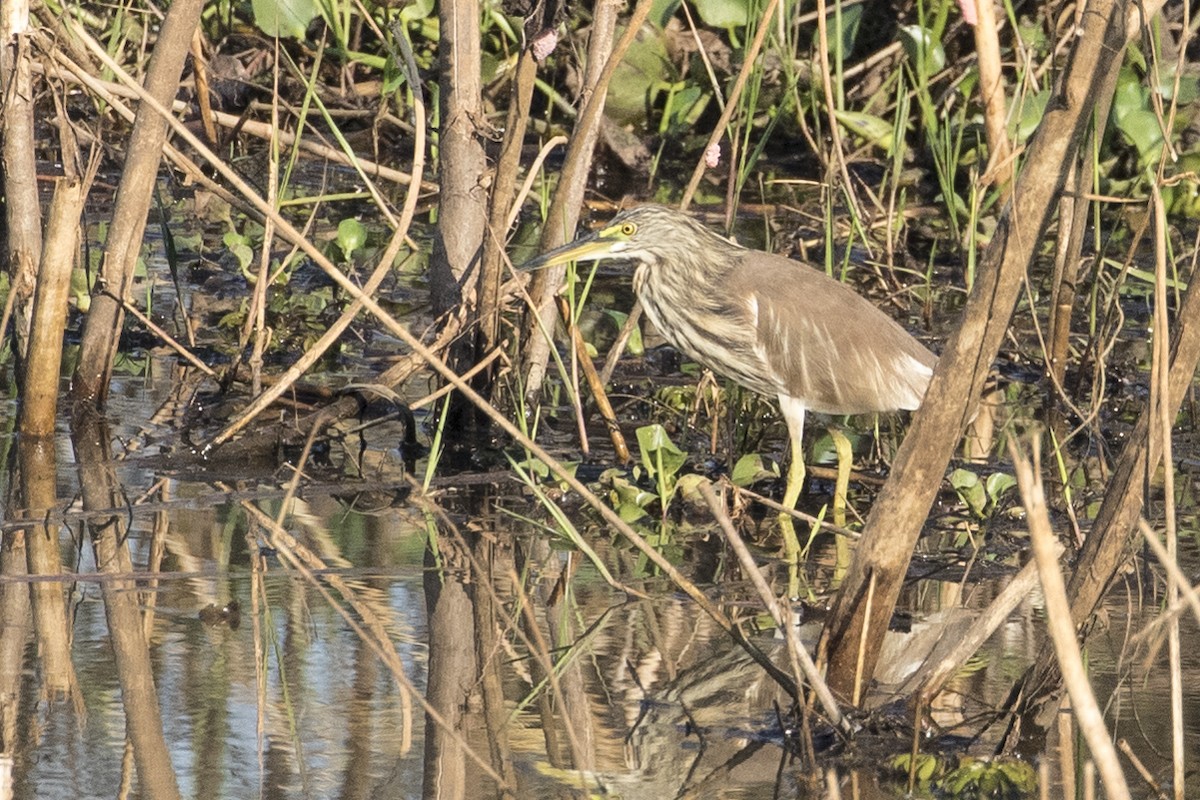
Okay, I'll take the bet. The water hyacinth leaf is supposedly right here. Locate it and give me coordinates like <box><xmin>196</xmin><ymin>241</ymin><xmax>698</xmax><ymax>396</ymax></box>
<box><xmin>651</xmin><ymin>0</ymin><xmax>682</xmax><ymax>28</ymax></box>
<box><xmin>603</xmin><ymin>310</ymin><xmax>644</xmax><ymax>355</ymax></box>
<box><xmin>731</xmin><ymin>453</ymin><xmax>779</xmax><ymax>486</ymax></box>
<box><xmin>399</xmin><ymin>0</ymin><xmax>434</xmax><ymax>23</ymax></box>
<box><xmin>251</xmin><ymin>0</ymin><xmax>318</xmax><ymax>39</ymax></box>
<box><xmin>605</xmin><ymin>27</ymin><xmax>672</xmax><ymax>126</ymax></box>
<box><xmin>898</xmin><ymin>24</ymin><xmax>945</xmax><ymax>74</ymax></box>
<box><xmin>223</xmin><ymin>231</ymin><xmax>254</xmax><ymax>273</ymax></box>
<box><xmin>692</xmin><ymin>0</ymin><xmax>750</xmax><ymax>28</ymax></box>
<box><xmin>984</xmin><ymin>472</ymin><xmax>1016</xmax><ymax>506</ymax></box>
<box><xmin>1010</xmin><ymin>90</ymin><xmax>1049</xmax><ymax>143</ymax></box>
<box><xmin>834</xmin><ymin>110</ymin><xmax>894</xmax><ymax>152</ymax></box>
<box><xmin>949</xmin><ymin>467</ymin><xmax>985</xmax><ymax>516</ymax></box>
<box><xmin>674</xmin><ymin>473</ymin><xmax>708</xmax><ymax>503</ymax></box>
<box><xmin>1112</xmin><ymin>67</ymin><xmax>1149</xmax><ymax>122</ymax></box>
<box><xmin>1165</xmin><ymin>154</ymin><xmax>1200</xmax><ymax>217</ymax></box>
<box><xmin>605</xmin><ymin>472</ymin><xmax>657</xmax><ymax>522</ymax></box>
<box><xmin>1116</xmin><ymin>109</ymin><xmax>1164</xmax><ymax>166</ymax></box>
<box><xmin>636</xmin><ymin>424</ymin><xmax>686</xmax><ymax>481</ymax></box>
<box><xmin>830</xmin><ymin>4</ymin><xmax>863</xmax><ymax>56</ymax></box>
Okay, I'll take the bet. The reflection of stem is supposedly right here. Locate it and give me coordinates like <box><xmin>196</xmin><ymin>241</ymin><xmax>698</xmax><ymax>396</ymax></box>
<box><xmin>0</xmin><ymin>532</ymin><xmax>31</xmax><ymax>752</ymax></box>
<box><xmin>700</xmin><ymin>482</ymin><xmax>848</xmax><ymax>735</ymax></box>
<box><xmin>242</xmin><ymin>503</ymin><xmax>435</xmax><ymax>762</ymax></box>
<box><xmin>73</xmin><ymin>412</ymin><xmax>182</xmax><ymax>800</ymax></box>
<box><xmin>21</xmin><ymin>438</ymin><xmax>80</xmax><ymax>701</ymax></box>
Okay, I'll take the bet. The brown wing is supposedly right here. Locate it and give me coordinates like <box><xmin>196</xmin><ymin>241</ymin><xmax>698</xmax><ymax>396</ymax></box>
<box><xmin>728</xmin><ymin>253</ymin><xmax>936</xmax><ymax>415</ymax></box>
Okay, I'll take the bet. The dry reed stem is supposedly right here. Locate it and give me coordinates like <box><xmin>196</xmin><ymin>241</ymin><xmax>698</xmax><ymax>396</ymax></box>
<box><xmin>973</xmin><ymin>0</ymin><xmax>1013</xmax><ymax>196</ymax></box>
<box><xmin>1010</xmin><ymin>435</ymin><xmax>1130</xmax><ymax>800</ymax></box>
<box><xmin>811</xmin><ymin>0</ymin><xmax>863</xmax><ymax>220</ymax></box>
<box><xmin>1117</xmin><ymin>737</ymin><xmax>1169</xmax><ymax>798</ymax></box>
<box><xmin>1150</xmin><ymin>177</ymin><xmax>1185</xmax><ymax>799</ymax></box>
<box><xmin>521</xmin><ymin>0</ymin><xmax>645</xmax><ymax>395</ymax></box>
<box><xmin>21</xmin><ymin>179</ymin><xmax>86</xmax><ymax>437</ymax></box>
<box><xmin>1135</xmin><ymin>520</ymin><xmax>1200</xmax><ymax>637</ymax></box>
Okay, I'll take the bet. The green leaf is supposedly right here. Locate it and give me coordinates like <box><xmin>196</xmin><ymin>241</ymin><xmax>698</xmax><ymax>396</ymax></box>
<box><xmin>692</xmin><ymin>0</ymin><xmax>750</xmax><ymax>28</ymax></box>
<box><xmin>834</xmin><ymin>110</ymin><xmax>893</xmax><ymax>152</ymax></box>
<box><xmin>1112</xmin><ymin>68</ymin><xmax>1149</xmax><ymax>123</ymax></box>
<box><xmin>730</xmin><ymin>453</ymin><xmax>779</xmax><ymax>486</ymax></box>
<box><xmin>605</xmin><ymin>27</ymin><xmax>672</xmax><ymax>126</ymax></box>
<box><xmin>1010</xmin><ymin>90</ymin><xmax>1049</xmax><ymax>143</ymax></box>
<box><xmin>985</xmin><ymin>472</ymin><xmax>1016</xmax><ymax>505</ymax></box>
<box><xmin>674</xmin><ymin>473</ymin><xmax>708</xmax><ymax>503</ymax></box>
<box><xmin>898</xmin><ymin>24</ymin><xmax>945</xmax><ymax>74</ymax></box>
<box><xmin>251</xmin><ymin>0</ymin><xmax>318</xmax><ymax>39</ymax></box>
<box><xmin>603</xmin><ymin>310</ymin><xmax>644</xmax><ymax>355</ymax></box>
<box><xmin>1116</xmin><ymin>108</ymin><xmax>1164</xmax><ymax>164</ymax></box>
<box><xmin>399</xmin><ymin>0</ymin><xmax>434</xmax><ymax>23</ymax></box>
<box><xmin>336</xmin><ymin>218</ymin><xmax>368</xmax><ymax>260</ymax></box>
<box><xmin>636</xmin><ymin>424</ymin><xmax>686</xmax><ymax>480</ymax></box>
<box><xmin>949</xmin><ymin>467</ymin><xmax>985</xmax><ymax>516</ymax></box>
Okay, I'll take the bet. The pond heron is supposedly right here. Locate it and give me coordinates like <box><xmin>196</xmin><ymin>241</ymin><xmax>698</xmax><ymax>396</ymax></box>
<box><xmin>526</xmin><ymin>204</ymin><xmax>936</xmax><ymax>509</ymax></box>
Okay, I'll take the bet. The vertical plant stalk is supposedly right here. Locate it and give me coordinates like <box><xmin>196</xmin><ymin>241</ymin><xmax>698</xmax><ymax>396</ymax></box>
<box><xmin>1045</xmin><ymin>69</ymin><xmax>1118</xmax><ymax>469</ymax></box>
<box><xmin>1009</xmin><ymin>437</ymin><xmax>1131</xmax><ymax>800</ymax></box>
<box><xmin>246</xmin><ymin>46</ymin><xmax>283</xmax><ymax>397</ymax></box>
<box><xmin>188</xmin><ymin>28</ymin><xmax>218</xmax><ymax>145</ymax></box>
<box><xmin>19</xmin><ymin>178</ymin><xmax>83</xmax><ymax>438</ymax></box>
<box><xmin>480</xmin><ymin>48</ymin><xmax>538</xmax><ymax>355</ymax></box>
<box><xmin>1150</xmin><ymin>181</ymin><xmax>1184</xmax><ymax>800</ymax></box>
<box><xmin>810</xmin><ymin>0</ymin><xmax>862</xmax><ymax>216</ymax></box>
<box><xmin>429</xmin><ymin>0</ymin><xmax>488</xmax><ymax>318</ymax></box>
<box><xmin>521</xmin><ymin>0</ymin><xmax>639</xmax><ymax>398</ymax></box>
<box><xmin>818</xmin><ymin>0</ymin><xmax>1137</xmax><ymax>702</ymax></box>
<box><xmin>69</xmin><ymin>0</ymin><xmax>206</xmax><ymax>409</ymax></box>
<box><xmin>972</xmin><ymin>0</ymin><xmax>1013</xmax><ymax>196</ymax></box>
<box><xmin>0</xmin><ymin>0</ymin><xmax>42</xmax><ymax>363</ymax></box>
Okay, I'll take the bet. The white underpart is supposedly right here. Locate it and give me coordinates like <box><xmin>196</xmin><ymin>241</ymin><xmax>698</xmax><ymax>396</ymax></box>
<box><xmin>778</xmin><ymin>394</ymin><xmax>808</xmax><ymax>457</ymax></box>
<box><xmin>897</xmin><ymin>353</ymin><xmax>934</xmax><ymax>409</ymax></box>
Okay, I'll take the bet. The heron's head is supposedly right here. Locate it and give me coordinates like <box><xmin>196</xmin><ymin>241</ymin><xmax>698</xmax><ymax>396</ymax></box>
<box><xmin>522</xmin><ymin>205</ymin><xmax>732</xmax><ymax>271</ymax></box>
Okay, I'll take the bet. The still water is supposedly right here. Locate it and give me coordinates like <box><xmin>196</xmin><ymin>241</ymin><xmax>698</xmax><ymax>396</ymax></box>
<box><xmin>3</xmin><ymin>288</ymin><xmax>1200</xmax><ymax>800</ymax></box>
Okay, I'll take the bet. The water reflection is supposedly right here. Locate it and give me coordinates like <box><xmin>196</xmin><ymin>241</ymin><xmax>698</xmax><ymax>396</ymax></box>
<box><xmin>0</xmin><ymin>393</ymin><xmax>1196</xmax><ymax>799</ymax></box>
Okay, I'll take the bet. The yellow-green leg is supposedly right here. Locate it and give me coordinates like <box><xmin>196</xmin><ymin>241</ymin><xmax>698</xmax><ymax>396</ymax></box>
<box><xmin>778</xmin><ymin>398</ymin><xmax>807</xmax><ymax>597</ymax></box>
<box><xmin>779</xmin><ymin>397</ymin><xmax>808</xmax><ymax>510</ymax></box>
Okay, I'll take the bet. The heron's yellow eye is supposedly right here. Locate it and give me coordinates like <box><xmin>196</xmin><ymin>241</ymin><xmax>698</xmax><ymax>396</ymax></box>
<box><xmin>620</xmin><ymin>222</ymin><xmax>636</xmax><ymax>236</ymax></box>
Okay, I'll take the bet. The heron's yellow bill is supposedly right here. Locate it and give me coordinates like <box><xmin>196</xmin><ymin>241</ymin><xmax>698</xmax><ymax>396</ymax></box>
<box><xmin>522</xmin><ymin>227</ymin><xmax>628</xmax><ymax>270</ymax></box>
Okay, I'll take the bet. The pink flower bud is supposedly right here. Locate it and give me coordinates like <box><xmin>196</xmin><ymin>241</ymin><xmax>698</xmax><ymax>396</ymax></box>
<box><xmin>704</xmin><ymin>142</ymin><xmax>721</xmax><ymax>168</ymax></box>
<box><xmin>958</xmin><ymin>0</ymin><xmax>977</xmax><ymax>26</ymax></box>
<box><xmin>531</xmin><ymin>30</ymin><xmax>558</xmax><ymax>64</ymax></box>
